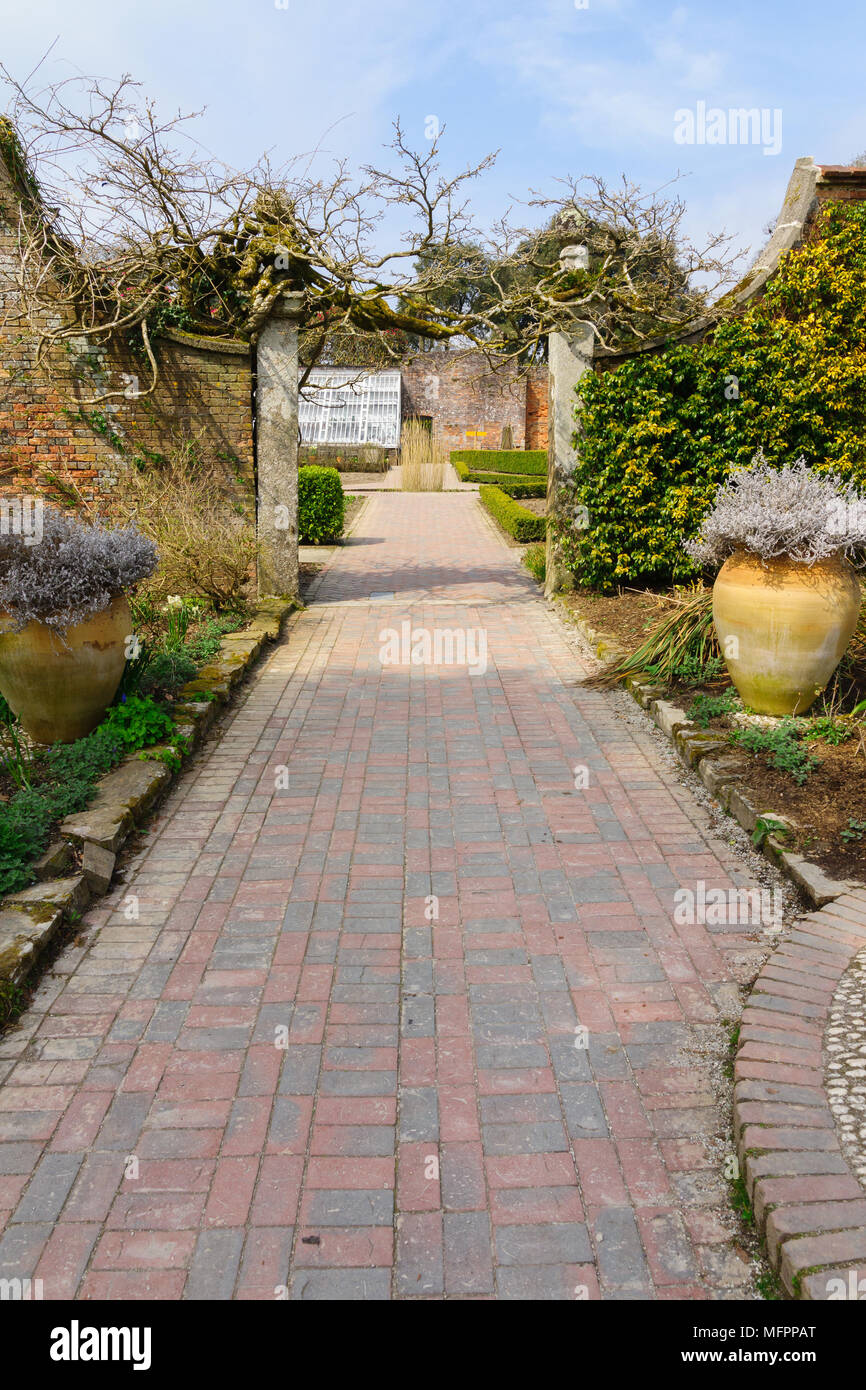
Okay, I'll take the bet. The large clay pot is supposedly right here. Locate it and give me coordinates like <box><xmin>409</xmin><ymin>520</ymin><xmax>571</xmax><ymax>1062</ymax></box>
<box><xmin>713</xmin><ymin>549</ymin><xmax>862</xmax><ymax>716</ymax></box>
<box><xmin>0</xmin><ymin>594</ymin><xmax>131</xmax><ymax>743</ymax></box>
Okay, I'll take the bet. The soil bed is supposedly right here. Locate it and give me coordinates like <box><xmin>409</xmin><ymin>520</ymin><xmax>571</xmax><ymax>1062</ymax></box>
<box><xmin>562</xmin><ymin>586</ymin><xmax>680</xmax><ymax>650</ymax></box>
<box><xmin>703</xmin><ymin>717</ymin><xmax>866</xmax><ymax>880</ymax></box>
<box><xmin>561</xmin><ymin>581</ymin><xmax>866</xmax><ymax>882</ymax></box>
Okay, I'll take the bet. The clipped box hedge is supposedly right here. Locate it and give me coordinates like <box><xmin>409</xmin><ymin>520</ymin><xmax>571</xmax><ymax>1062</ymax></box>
<box><xmin>478</xmin><ymin>484</ymin><xmax>546</xmax><ymax>542</ymax></box>
<box><xmin>499</xmin><ymin>481</ymin><xmax>546</xmax><ymax>500</ymax></box>
<box><xmin>298</xmin><ymin>465</ymin><xmax>345</xmax><ymax>543</ymax></box>
<box><xmin>451</xmin><ymin>449</ymin><xmax>546</xmax><ymax>476</ymax></box>
<box><xmin>451</xmin><ymin>458</ymin><xmax>546</xmax><ymax>494</ymax></box>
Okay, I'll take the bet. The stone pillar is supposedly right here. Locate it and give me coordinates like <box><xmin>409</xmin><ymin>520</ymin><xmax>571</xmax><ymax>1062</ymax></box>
<box><xmin>544</xmin><ymin>246</ymin><xmax>594</xmax><ymax>600</ymax></box>
<box><xmin>255</xmin><ymin>289</ymin><xmax>304</xmax><ymax>597</ymax></box>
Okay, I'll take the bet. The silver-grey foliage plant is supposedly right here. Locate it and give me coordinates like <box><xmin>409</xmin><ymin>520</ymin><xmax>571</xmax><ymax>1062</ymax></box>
<box><xmin>0</xmin><ymin>507</ymin><xmax>158</xmax><ymax>631</ymax></box>
<box><xmin>684</xmin><ymin>452</ymin><xmax>866</xmax><ymax>568</ymax></box>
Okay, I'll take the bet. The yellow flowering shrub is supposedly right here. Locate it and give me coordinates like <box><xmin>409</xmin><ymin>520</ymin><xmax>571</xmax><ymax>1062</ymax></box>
<box><xmin>560</xmin><ymin>202</ymin><xmax>866</xmax><ymax>590</ymax></box>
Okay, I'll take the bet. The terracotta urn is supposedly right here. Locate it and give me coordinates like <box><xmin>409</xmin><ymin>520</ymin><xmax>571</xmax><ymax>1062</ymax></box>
<box><xmin>0</xmin><ymin>593</ymin><xmax>131</xmax><ymax>744</ymax></box>
<box><xmin>712</xmin><ymin>549</ymin><xmax>862</xmax><ymax>716</ymax></box>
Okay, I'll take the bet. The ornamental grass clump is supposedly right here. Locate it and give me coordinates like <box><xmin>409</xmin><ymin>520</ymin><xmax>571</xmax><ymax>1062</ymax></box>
<box><xmin>0</xmin><ymin>507</ymin><xmax>157</xmax><ymax>632</ymax></box>
<box><xmin>684</xmin><ymin>453</ymin><xmax>866</xmax><ymax>569</ymax></box>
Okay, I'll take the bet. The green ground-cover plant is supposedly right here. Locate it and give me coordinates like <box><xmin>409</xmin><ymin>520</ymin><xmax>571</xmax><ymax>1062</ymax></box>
<box><xmin>0</xmin><ymin>695</ymin><xmax>177</xmax><ymax>896</ymax></box>
<box><xmin>558</xmin><ymin>201</ymin><xmax>866</xmax><ymax>590</ymax></box>
<box><xmin>298</xmin><ymin>466</ymin><xmax>345</xmax><ymax>542</ymax></box>
<box><xmin>730</xmin><ymin>719</ymin><xmax>819</xmax><ymax>786</ymax></box>
<box><xmin>803</xmin><ymin>717</ymin><xmax>853</xmax><ymax>746</ymax></box>
<box><xmin>687</xmin><ymin>689</ymin><xmax>737</xmax><ymax>727</ymax></box>
<box><xmin>122</xmin><ymin>596</ymin><xmax>245</xmax><ymax>699</ymax></box>
<box><xmin>752</xmin><ymin>814</ymin><xmax>792</xmax><ymax>849</ymax></box>
<box><xmin>0</xmin><ymin>589</ymin><xmax>250</xmax><ymax>895</ymax></box>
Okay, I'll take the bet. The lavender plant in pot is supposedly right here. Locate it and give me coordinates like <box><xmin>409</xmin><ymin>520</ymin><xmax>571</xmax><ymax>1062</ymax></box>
<box><xmin>685</xmin><ymin>455</ymin><xmax>866</xmax><ymax>716</ymax></box>
<box><xmin>0</xmin><ymin>506</ymin><xmax>157</xmax><ymax>743</ymax></box>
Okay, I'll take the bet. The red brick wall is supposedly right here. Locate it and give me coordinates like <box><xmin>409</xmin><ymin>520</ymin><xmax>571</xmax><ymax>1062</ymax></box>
<box><xmin>0</xmin><ymin>155</ymin><xmax>253</xmax><ymax>509</ymax></box>
<box><xmin>815</xmin><ymin>167</ymin><xmax>866</xmax><ymax>206</ymax></box>
<box><xmin>401</xmin><ymin>351</ymin><xmax>548</xmax><ymax>454</ymax></box>
<box><xmin>525</xmin><ymin>368</ymin><xmax>549</xmax><ymax>450</ymax></box>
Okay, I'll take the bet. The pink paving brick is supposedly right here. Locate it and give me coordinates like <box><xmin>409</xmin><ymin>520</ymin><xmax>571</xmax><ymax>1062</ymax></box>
<box><xmin>0</xmin><ymin>491</ymin><xmax>815</xmax><ymax>1303</ymax></box>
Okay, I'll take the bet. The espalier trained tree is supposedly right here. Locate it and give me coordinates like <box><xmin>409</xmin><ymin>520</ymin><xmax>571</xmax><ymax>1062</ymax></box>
<box><xmin>0</xmin><ymin>67</ymin><xmax>742</xmax><ymax>401</ymax></box>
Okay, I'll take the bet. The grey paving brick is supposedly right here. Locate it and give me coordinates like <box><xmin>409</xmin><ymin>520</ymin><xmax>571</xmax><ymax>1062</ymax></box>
<box><xmin>290</xmin><ymin>1268</ymin><xmax>392</xmax><ymax>1300</ymax></box>
<box><xmin>11</xmin><ymin>1151</ymin><xmax>83</xmax><ymax>1224</ymax></box>
<box><xmin>482</xmin><ymin>1122</ymin><xmax>569</xmax><ymax>1155</ymax></box>
<box><xmin>303</xmin><ymin>1190</ymin><xmax>393</xmax><ymax>1226</ymax></box>
<box><xmin>593</xmin><ymin>1207</ymin><xmax>652</xmax><ymax>1290</ymax></box>
<box><xmin>495</xmin><ymin>1222</ymin><xmax>592</xmax><ymax>1266</ymax></box>
<box><xmin>185</xmin><ymin>1229</ymin><xmax>245</xmax><ymax>1300</ymax></box>
<box><xmin>318</xmin><ymin>1070</ymin><xmax>398</xmax><ymax>1097</ymax></box>
<box><xmin>395</xmin><ymin>1212</ymin><xmax>443</xmax><ymax>1295</ymax></box>
<box><xmin>443</xmin><ymin>1211</ymin><xmax>494</xmax><ymax>1295</ymax></box>
<box><xmin>97</xmin><ymin>1094</ymin><xmax>152</xmax><ymax>1150</ymax></box>
<box><xmin>561</xmin><ymin>1083</ymin><xmax>609</xmax><ymax>1138</ymax></box>
<box><xmin>399</xmin><ymin>1087</ymin><xmax>439</xmax><ymax>1142</ymax></box>
<box><xmin>0</xmin><ymin>1222</ymin><xmax>52</xmax><ymax>1278</ymax></box>
<box><xmin>278</xmin><ymin>1046</ymin><xmax>322</xmax><ymax>1095</ymax></box>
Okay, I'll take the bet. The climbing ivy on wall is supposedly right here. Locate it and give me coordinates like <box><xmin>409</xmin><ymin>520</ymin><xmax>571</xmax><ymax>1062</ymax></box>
<box><xmin>559</xmin><ymin>201</ymin><xmax>866</xmax><ymax>591</ymax></box>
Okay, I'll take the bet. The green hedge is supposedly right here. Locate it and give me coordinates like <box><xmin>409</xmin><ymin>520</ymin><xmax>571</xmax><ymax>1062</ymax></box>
<box><xmin>559</xmin><ymin>200</ymin><xmax>866</xmax><ymax>591</ymax></box>
<box><xmin>451</xmin><ymin>449</ymin><xmax>546</xmax><ymax>476</ymax></box>
<box><xmin>479</xmin><ymin>484</ymin><xmax>546</xmax><ymax>542</ymax></box>
<box><xmin>451</xmin><ymin>457</ymin><xmax>545</xmax><ymax>494</ymax></box>
<box><xmin>298</xmin><ymin>465</ymin><xmax>345</xmax><ymax>543</ymax></box>
<box><xmin>497</xmin><ymin>481</ymin><xmax>546</xmax><ymax>499</ymax></box>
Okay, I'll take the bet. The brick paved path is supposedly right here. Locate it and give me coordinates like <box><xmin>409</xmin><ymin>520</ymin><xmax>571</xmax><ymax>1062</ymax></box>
<box><xmin>0</xmin><ymin>493</ymin><xmax>767</xmax><ymax>1300</ymax></box>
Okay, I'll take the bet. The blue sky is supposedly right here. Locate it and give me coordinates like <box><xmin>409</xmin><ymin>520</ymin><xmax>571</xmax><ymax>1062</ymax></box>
<box><xmin>2</xmin><ymin>0</ymin><xmax>865</xmax><ymax>272</ymax></box>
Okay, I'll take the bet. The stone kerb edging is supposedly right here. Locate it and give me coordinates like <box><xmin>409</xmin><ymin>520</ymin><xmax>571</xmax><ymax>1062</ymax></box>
<box><xmin>0</xmin><ymin>596</ymin><xmax>299</xmax><ymax>996</ymax></box>
<box><xmin>553</xmin><ymin>594</ymin><xmax>866</xmax><ymax>1298</ymax></box>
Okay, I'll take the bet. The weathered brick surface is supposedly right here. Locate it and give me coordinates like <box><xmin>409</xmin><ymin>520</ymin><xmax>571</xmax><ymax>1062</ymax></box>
<box><xmin>0</xmin><ymin>154</ymin><xmax>253</xmax><ymax>507</ymax></box>
<box><xmin>401</xmin><ymin>352</ymin><xmax>548</xmax><ymax>454</ymax></box>
<box><xmin>0</xmin><ymin>492</ymin><xmax>826</xmax><ymax>1299</ymax></box>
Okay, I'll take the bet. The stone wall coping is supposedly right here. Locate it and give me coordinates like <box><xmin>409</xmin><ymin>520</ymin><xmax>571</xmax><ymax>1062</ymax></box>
<box><xmin>158</xmin><ymin>326</ymin><xmax>251</xmax><ymax>355</ymax></box>
<box><xmin>594</xmin><ymin>156</ymin><xmax>822</xmax><ymax>365</ymax></box>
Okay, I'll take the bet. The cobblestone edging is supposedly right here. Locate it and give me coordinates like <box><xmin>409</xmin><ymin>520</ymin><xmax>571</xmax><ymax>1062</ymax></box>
<box><xmin>553</xmin><ymin>593</ymin><xmax>866</xmax><ymax>1299</ymax></box>
<box><xmin>734</xmin><ymin>890</ymin><xmax>866</xmax><ymax>1300</ymax></box>
<box><xmin>0</xmin><ymin>597</ymin><xmax>299</xmax><ymax>996</ymax></box>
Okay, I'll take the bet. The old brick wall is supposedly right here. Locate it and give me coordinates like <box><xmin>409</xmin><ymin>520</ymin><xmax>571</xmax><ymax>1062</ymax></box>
<box><xmin>0</xmin><ymin>153</ymin><xmax>253</xmax><ymax>509</ymax></box>
<box><xmin>401</xmin><ymin>351</ymin><xmax>548</xmax><ymax>453</ymax></box>
<box><xmin>814</xmin><ymin>167</ymin><xmax>866</xmax><ymax>207</ymax></box>
<box><xmin>525</xmin><ymin>367</ymin><xmax>549</xmax><ymax>451</ymax></box>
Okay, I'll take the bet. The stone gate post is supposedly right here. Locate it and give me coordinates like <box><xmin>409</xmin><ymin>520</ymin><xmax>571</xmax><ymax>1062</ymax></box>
<box><xmin>255</xmin><ymin>289</ymin><xmax>305</xmax><ymax>597</ymax></box>
<box><xmin>544</xmin><ymin>245</ymin><xmax>594</xmax><ymax>599</ymax></box>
